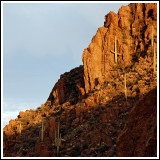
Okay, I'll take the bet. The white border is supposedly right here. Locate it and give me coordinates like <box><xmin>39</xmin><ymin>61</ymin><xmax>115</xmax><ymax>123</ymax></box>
<box><xmin>1</xmin><ymin>1</ymin><xmax>159</xmax><ymax>159</ymax></box>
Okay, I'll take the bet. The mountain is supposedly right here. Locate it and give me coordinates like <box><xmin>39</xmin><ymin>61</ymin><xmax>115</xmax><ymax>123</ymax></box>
<box><xmin>3</xmin><ymin>3</ymin><xmax>157</xmax><ymax>157</ymax></box>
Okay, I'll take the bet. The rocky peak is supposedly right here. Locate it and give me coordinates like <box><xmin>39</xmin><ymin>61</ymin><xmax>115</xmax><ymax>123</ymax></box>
<box><xmin>82</xmin><ymin>3</ymin><xmax>157</xmax><ymax>93</ymax></box>
<box><xmin>46</xmin><ymin>65</ymin><xmax>85</xmax><ymax>106</ymax></box>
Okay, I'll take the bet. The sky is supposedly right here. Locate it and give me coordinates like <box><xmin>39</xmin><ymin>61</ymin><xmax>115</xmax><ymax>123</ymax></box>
<box><xmin>2</xmin><ymin>2</ymin><xmax>130</xmax><ymax>127</ymax></box>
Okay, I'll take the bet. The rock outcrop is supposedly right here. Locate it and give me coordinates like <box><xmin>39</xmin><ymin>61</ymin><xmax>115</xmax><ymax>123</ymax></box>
<box><xmin>82</xmin><ymin>3</ymin><xmax>157</xmax><ymax>93</ymax></box>
<box><xmin>117</xmin><ymin>88</ymin><xmax>157</xmax><ymax>157</ymax></box>
<box><xmin>46</xmin><ymin>65</ymin><xmax>85</xmax><ymax>105</ymax></box>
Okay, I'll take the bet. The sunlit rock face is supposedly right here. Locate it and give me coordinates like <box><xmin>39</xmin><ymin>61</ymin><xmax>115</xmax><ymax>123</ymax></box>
<box><xmin>82</xmin><ymin>3</ymin><xmax>157</xmax><ymax>93</ymax></box>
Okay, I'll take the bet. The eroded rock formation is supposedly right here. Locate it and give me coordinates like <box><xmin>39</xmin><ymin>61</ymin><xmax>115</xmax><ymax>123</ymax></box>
<box><xmin>46</xmin><ymin>65</ymin><xmax>85</xmax><ymax>105</ymax></box>
<box><xmin>82</xmin><ymin>3</ymin><xmax>157</xmax><ymax>93</ymax></box>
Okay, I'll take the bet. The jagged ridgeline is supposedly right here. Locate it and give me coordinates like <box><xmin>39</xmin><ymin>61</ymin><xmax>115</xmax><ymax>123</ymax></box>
<box><xmin>3</xmin><ymin>3</ymin><xmax>157</xmax><ymax>157</ymax></box>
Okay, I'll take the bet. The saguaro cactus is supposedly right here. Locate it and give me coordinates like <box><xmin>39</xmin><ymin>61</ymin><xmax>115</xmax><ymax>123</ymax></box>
<box><xmin>110</xmin><ymin>36</ymin><xmax>120</xmax><ymax>63</ymax></box>
<box><xmin>154</xmin><ymin>44</ymin><xmax>156</xmax><ymax>72</ymax></box>
<box><xmin>55</xmin><ymin>122</ymin><xmax>61</xmax><ymax>155</ymax></box>
<box><xmin>124</xmin><ymin>73</ymin><xmax>127</xmax><ymax>101</ymax></box>
<box><xmin>152</xmin><ymin>25</ymin><xmax>154</xmax><ymax>48</ymax></box>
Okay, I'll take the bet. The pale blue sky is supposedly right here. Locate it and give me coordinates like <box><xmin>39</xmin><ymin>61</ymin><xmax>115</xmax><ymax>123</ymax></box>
<box><xmin>2</xmin><ymin>2</ymin><xmax>129</xmax><ymax>126</ymax></box>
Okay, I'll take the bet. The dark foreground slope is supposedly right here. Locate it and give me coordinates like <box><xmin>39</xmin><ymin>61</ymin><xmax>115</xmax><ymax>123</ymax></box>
<box><xmin>117</xmin><ymin>88</ymin><xmax>157</xmax><ymax>157</ymax></box>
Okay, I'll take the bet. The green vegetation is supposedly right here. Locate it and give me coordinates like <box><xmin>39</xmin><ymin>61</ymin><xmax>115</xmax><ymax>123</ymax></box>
<box><xmin>105</xmin><ymin>103</ymin><xmax>113</xmax><ymax>108</ymax></box>
<box><xmin>55</xmin><ymin>122</ymin><xmax>61</xmax><ymax>156</ymax></box>
<box><xmin>122</xmin><ymin>25</ymin><xmax>127</xmax><ymax>31</ymax></box>
<box><xmin>154</xmin><ymin>44</ymin><xmax>156</xmax><ymax>72</ymax></box>
<box><xmin>47</xmin><ymin>100</ymin><xmax>51</xmax><ymax>107</ymax></box>
<box><xmin>98</xmin><ymin>144</ymin><xmax>110</xmax><ymax>153</ymax></box>
<box><xmin>87</xmin><ymin>118</ymin><xmax>98</xmax><ymax>125</ymax></box>
<box><xmin>14</xmin><ymin>145</ymin><xmax>21</xmax><ymax>152</ymax></box>
<box><xmin>59</xmin><ymin>127</ymin><xmax>66</xmax><ymax>137</ymax></box>
<box><xmin>110</xmin><ymin>36</ymin><xmax>121</xmax><ymax>63</ymax></box>
<box><xmin>113</xmin><ymin>64</ymin><xmax>125</xmax><ymax>71</ymax></box>
<box><xmin>82</xmin><ymin>143</ymin><xmax>88</xmax><ymax>150</ymax></box>
<box><xmin>109</xmin><ymin>148</ymin><xmax>117</xmax><ymax>157</ymax></box>
<box><xmin>152</xmin><ymin>25</ymin><xmax>154</xmax><ymax>47</ymax></box>
<box><xmin>29</xmin><ymin>139</ymin><xmax>36</xmax><ymax>147</ymax></box>
<box><xmin>131</xmin><ymin>49</ymin><xmax>142</xmax><ymax>62</ymax></box>
<box><xmin>21</xmin><ymin>150</ymin><xmax>27</xmax><ymax>156</ymax></box>
<box><xmin>70</xmin><ymin>145</ymin><xmax>81</xmax><ymax>156</ymax></box>
<box><xmin>73</xmin><ymin>127</ymin><xmax>82</xmax><ymax>135</ymax></box>
<box><xmin>122</xmin><ymin>39</ymin><xmax>128</xmax><ymax>45</ymax></box>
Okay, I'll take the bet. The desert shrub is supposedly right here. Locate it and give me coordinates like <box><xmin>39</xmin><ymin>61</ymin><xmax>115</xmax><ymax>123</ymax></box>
<box><xmin>112</xmin><ymin>138</ymin><xmax>116</xmax><ymax>144</ymax></box>
<box><xmin>70</xmin><ymin>109</ymin><xmax>75</xmax><ymax>116</ymax></box>
<box><xmin>14</xmin><ymin>145</ymin><xmax>21</xmax><ymax>152</ymax></box>
<box><xmin>82</xmin><ymin>143</ymin><xmax>88</xmax><ymax>150</ymax></box>
<box><xmin>122</xmin><ymin>39</ymin><xmax>128</xmax><ymax>45</ymax></box>
<box><xmin>22</xmin><ymin>143</ymin><xmax>28</xmax><ymax>149</ymax></box>
<box><xmin>70</xmin><ymin>150</ymin><xmax>80</xmax><ymax>157</ymax></box>
<box><xmin>37</xmin><ymin>106</ymin><xmax>41</xmax><ymax>110</ymax></box>
<box><xmin>105</xmin><ymin>103</ymin><xmax>113</xmax><ymax>108</ymax></box>
<box><xmin>48</xmin><ymin>145</ymin><xmax>56</xmax><ymax>151</ymax></box>
<box><xmin>109</xmin><ymin>148</ymin><xmax>117</xmax><ymax>157</ymax></box>
<box><xmin>73</xmin><ymin>127</ymin><xmax>82</xmax><ymax>135</ymax></box>
<box><xmin>70</xmin><ymin>145</ymin><xmax>81</xmax><ymax>156</ymax></box>
<box><xmin>21</xmin><ymin>150</ymin><xmax>27</xmax><ymax>156</ymax></box>
<box><xmin>120</xmin><ymin>122</ymin><xmax>125</xmax><ymax>130</ymax></box>
<box><xmin>113</xmin><ymin>65</ymin><xmax>125</xmax><ymax>71</ymax></box>
<box><xmin>127</xmin><ymin>79</ymin><xmax>138</xmax><ymax>86</ymax></box>
<box><xmin>124</xmin><ymin>65</ymin><xmax>133</xmax><ymax>72</ymax></box>
<box><xmin>122</xmin><ymin>25</ymin><xmax>127</xmax><ymax>31</ymax></box>
<box><xmin>12</xmin><ymin>125</ymin><xmax>17</xmax><ymax>131</ymax></box>
<box><xmin>29</xmin><ymin>153</ymin><xmax>39</xmax><ymax>157</ymax></box>
<box><xmin>131</xmin><ymin>49</ymin><xmax>142</xmax><ymax>62</ymax></box>
<box><xmin>87</xmin><ymin>118</ymin><xmax>98</xmax><ymax>125</ymax></box>
<box><xmin>94</xmin><ymin>112</ymin><xmax>100</xmax><ymax>119</ymax></box>
<box><xmin>98</xmin><ymin>144</ymin><xmax>110</xmax><ymax>153</ymax></box>
<box><xmin>28</xmin><ymin>139</ymin><xmax>36</xmax><ymax>148</ymax></box>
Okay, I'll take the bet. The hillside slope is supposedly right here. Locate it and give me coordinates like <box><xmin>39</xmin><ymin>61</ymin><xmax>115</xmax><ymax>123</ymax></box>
<box><xmin>3</xmin><ymin>3</ymin><xmax>157</xmax><ymax>157</ymax></box>
<box><xmin>117</xmin><ymin>88</ymin><xmax>157</xmax><ymax>157</ymax></box>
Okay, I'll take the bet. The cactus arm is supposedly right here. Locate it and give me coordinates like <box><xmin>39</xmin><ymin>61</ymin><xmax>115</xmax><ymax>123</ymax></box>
<box><xmin>110</xmin><ymin>36</ymin><xmax>120</xmax><ymax>63</ymax></box>
<box><xmin>152</xmin><ymin>25</ymin><xmax>154</xmax><ymax>47</ymax></box>
<box><xmin>55</xmin><ymin>122</ymin><xmax>61</xmax><ymax>156</ymax></box>
<box><xmin>111</xmin><ymin>50</ymin><xmax>121</xmax><ymax>55</ymax></box>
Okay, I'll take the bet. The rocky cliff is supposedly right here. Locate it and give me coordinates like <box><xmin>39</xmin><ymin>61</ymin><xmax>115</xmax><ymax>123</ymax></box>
<box><xmin>82</xmin><ymin>3</ymin><xmax>157</xmax><ymax>93</ymax></box>
<box><xmin>3</xmin><ymin>3</ymin><xmax>157</xmax><ymax>157</ymax></box>
<box><xmin>46</xmin><ymin>65</ymin><xmax>85</xmax><ymax>105</ymax></box>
